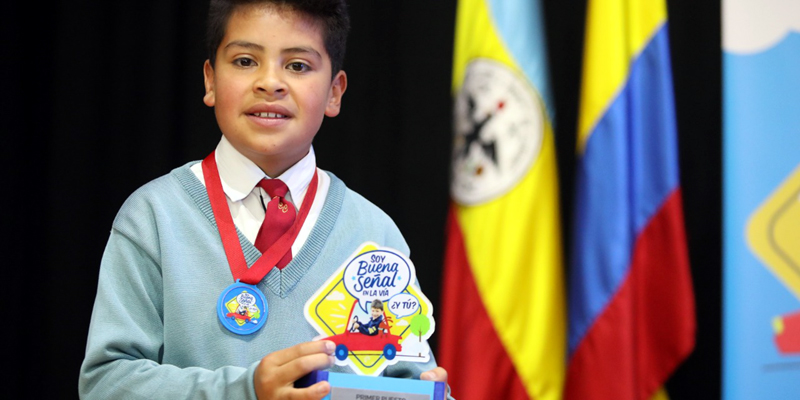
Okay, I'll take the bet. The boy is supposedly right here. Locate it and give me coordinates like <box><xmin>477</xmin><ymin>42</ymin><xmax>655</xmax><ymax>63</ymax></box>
<box><xmin>78</xmin><ymin>1</ymin><xmax>449</xmax><ymax>399</ymax></box>
<box><xmin>354</xmin><ymin>299</ymin><xmax>384</xmax><ymax>336</ymax></box>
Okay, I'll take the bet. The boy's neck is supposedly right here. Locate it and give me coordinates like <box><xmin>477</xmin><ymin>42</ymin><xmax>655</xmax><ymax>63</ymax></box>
<box><xmin>230</xmin><ymin>142</ymin><xmax>311</xmax><ymax>179</ymax></box>
<box><xmin>253</xmin><ymin>158</ymin><xmax>301</xmax><ymax>179</ymax></box>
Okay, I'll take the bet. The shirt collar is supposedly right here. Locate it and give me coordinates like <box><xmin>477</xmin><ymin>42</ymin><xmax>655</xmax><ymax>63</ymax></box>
<box><xmin>215</xmin><ymin>136</ymin><xmax>316</xmax><ymax>203</ymax></box>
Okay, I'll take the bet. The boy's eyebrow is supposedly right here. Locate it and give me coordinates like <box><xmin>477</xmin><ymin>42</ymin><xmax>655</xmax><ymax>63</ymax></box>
<box><xmin>282</xmin><ymin>46</ymin><xmax>322</xmax><ymax>60</ymax></box>
<box><xmin>224</xmin><ymin>40</ymin><xmax>264</xmax><ymax>52</ymax></box>
<box><xmin>223</xmin><ymin>41</ymin><xmax>322</xmax><ymax>60</ymax></box>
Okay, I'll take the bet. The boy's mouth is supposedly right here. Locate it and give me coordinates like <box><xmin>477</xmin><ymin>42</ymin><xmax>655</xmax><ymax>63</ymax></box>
<box><xmin>250</xmin><ymin>112</ymin><xmax>288</xmax><ymax>119</ymax></box>
<box><xmin>245</xmin><ymin>104</ymin><xmax>292</xmax><ymax>120</ymax></box>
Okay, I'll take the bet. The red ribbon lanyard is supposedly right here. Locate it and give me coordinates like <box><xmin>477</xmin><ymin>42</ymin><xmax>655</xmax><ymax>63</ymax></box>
<box><xmin>202</xmin><ymin>151</ymin><xmax>319</xmax><ymax>285</ymax></box>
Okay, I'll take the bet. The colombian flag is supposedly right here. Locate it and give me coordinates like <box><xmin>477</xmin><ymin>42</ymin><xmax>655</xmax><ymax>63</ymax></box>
<box><xmin>566</xmin><ymin>1</ymin><xmax>695</xmax><ymax>400</ymax></box>
<box><xmin>438</xmin><ymin>1</ymin><xmax>565</xmax><ymax>399</ymax></box>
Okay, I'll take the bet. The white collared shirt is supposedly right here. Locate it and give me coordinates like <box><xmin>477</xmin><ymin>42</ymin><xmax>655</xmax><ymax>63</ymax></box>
<box><xmin>191</xmin><ymin>136</ymin><xmax>330</xmax><ymax>254</ymax></box>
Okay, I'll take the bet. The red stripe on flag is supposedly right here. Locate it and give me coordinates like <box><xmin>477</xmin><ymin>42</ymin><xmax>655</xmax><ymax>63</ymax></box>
<box><xmin>565</xmin><ymin>189</ymin><xmax>695</xmax><ymax>400</ymax></box>
<box><xmin>438</xmin><ymin>206</ymin><xmax>529</xmax><ymax>400</ymax></box>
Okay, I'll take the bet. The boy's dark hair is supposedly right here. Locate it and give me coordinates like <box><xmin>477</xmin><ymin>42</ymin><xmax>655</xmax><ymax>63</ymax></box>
<box><xmin>206</xmin><ymin>0</ymin><xmax>350</xmax><ymax>75</ymax></box>
<box><xmin>371</xmin><ymin>299</ymin><xmax>383</xmax><ymax>311</ymax></box>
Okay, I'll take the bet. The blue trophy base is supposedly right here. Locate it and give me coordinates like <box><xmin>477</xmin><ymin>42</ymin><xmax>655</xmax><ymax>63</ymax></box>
<box><xmin>296</xmin><ymin>370</ymin><xmax>446</xmax><ymax>400</ymax></box>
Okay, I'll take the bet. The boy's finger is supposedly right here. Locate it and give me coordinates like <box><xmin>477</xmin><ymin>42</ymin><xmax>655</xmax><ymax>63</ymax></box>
<box><xmin>265</xmin><ymin>341</ymin><xmax>335</xmax><ymax>367</ymax></box>
<box><xmin>285</xmin><ymin>381</ymin><xmax>331</xmax><ymax>400</ymax></box>
<box><xmin>254</xmin><ymin>349</ymin><xmax>334</xmax><ymax>399</ymax></box>
<box><xmin>420</xmin><ymin>367</ymin><xmax>448</xmax><ymax>383</ymax></box>
<box><xmin>277</xmin><ymin>352</ymin><xmax>336</xmax><ymax>383</ymax></box>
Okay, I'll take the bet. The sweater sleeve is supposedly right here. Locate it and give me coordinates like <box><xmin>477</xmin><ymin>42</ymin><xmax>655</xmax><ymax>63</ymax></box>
<box><xmin>78</xmin><ymin>228</ymin><xmax>259</xmax><ymax>400</ymax></box>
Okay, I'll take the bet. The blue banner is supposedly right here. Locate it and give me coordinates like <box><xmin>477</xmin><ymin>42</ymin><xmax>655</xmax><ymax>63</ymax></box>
<box><xmin>723</xmin><ymin>1</ymin><xmax>800</xmax><ymax>399</ymax></box>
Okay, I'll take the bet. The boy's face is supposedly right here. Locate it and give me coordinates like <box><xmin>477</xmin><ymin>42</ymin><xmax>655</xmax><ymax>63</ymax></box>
<box><xmin>371</xmin><ymin>307</ymin><xmax>382</xmax><ymax>320</ymax></box>
<box><xmin>203</xmin><ymin>5</ymin><xmax>347</xmax><ymax>177</ymax></box>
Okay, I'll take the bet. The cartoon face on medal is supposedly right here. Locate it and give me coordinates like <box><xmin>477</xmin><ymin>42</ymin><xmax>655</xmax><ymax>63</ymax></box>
<box><xmin>217</xmin><ymin>281</ymin><xmax>269</xmax><ymax>335</ymax></box>
<box><xmin>304</xmin><ymin>242</ymin><xmax>436</xmax><ymax>376</ymax></box>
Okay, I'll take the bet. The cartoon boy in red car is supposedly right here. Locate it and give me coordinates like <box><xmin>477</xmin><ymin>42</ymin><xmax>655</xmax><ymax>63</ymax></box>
<box><xmin>353</xmin><ymin>299</ymin><xmax>384</xmax><ymax>336</ymax></box>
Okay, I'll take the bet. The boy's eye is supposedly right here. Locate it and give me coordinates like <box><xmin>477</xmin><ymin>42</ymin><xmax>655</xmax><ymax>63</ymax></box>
<box><xmin>233</xmin><ymin>58</ymin><xmax>257</xmax><ymax>68</ymax></box>
<box><xmin>286</xmin><ymin>62</ymin><xmax>310</xmax><ymax>72</ymax></box>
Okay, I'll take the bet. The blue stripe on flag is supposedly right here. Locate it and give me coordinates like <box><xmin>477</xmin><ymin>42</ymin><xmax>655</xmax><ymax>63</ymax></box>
<box><xmin>488</xmin><ymin>0</ymin><xmax>554</xmax><ymax>118</ymax></box>
<box><xmin>569</xmin><ymin>25</ymin><xmax>681</xmax><ymax>353</ymax></box>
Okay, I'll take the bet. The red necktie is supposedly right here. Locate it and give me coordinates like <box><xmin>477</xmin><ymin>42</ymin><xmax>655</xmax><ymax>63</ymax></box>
<box><xmin>254</xmin><ymin>179</ymin><xmax>296</xmax><ymax>269</ymax></box>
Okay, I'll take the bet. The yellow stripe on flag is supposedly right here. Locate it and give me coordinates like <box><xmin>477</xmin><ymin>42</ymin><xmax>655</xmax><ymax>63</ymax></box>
<box><xmin>454</xmin><ymin>122</ymin><xmax>564</xmax><ymax>399</ymax></box>
<box><xmin>452</xmin><ymin>0</ymin><xmax>517</xmax><ymax>91</ymax></box>
<box><xmin>576</xmin><ymin>0</ymin><xmax>667</xmax><ymax>154</ymax></box>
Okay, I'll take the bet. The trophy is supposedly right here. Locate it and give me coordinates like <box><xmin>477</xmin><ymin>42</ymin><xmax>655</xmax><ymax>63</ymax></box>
<box><xmin>300</xmin><ymin>243</ymin><xmax>445</xmax><ymax>400</ymax></box>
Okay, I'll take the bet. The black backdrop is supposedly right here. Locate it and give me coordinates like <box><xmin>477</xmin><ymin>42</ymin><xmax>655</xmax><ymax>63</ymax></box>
<box><xmin>1</xmin><ymin>1</ymin><xmax>720</xmax><ymax>398</ymax></box>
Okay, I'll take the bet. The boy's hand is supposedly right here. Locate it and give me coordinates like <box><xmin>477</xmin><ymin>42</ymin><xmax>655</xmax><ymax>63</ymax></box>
<box><xmin>420</xmin><ymin>367</ymin><xmax>448</xmax><ymax>383</ymax></box>
<box><xmin>254</xmin><ymin>341</ymin><xmax>335</xmax><ymax>400</ymax></box>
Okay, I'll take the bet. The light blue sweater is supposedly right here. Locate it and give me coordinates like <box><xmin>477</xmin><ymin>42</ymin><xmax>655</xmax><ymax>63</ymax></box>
<box><xmin>79</xmin><ymin>162</ymin><xmax>443</xmax><ymax>399</ymax></box>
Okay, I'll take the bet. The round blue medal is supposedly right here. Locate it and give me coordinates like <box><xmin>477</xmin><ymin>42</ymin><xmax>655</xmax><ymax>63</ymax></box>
<box><xmin>217</xmin><ymin>281</ymin><xmax>268</xmax><ymax>335</ymax></box>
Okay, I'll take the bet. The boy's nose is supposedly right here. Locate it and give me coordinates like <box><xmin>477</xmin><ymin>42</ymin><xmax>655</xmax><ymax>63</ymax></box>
<box><xmin>253</xmin><ymin>67</ymin><xmax>287</xmax><ymax>96</ymax></box>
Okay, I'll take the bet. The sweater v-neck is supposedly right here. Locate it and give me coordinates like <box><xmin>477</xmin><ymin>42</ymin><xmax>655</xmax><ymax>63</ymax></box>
<box><xmin>175</xmin><ymin>162</ymin><xmax>345</xmax><ymax>298</ymax></box>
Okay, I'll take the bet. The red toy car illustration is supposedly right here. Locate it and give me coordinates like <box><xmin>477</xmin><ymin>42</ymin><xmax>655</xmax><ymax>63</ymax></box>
<box><xmin>774</xmin><ymin>309</ymin><xmax>800</xmax><ymax>354</ymax></box>
<box><xmin>321</xmin><ymin>300</ymin><xmax>404</xmax><ymax>361</ymax></box>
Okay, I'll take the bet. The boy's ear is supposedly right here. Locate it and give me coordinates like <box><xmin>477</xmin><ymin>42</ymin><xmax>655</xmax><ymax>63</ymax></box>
<box><xmin>203</xmin><ymin>60</ymin><xmax>216</xmax><ymax>107</ymax></box>
<box><xmin>325</xmin><ymin>70</ymin><xmax>348</xmax><ymax>117</ymax></box>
